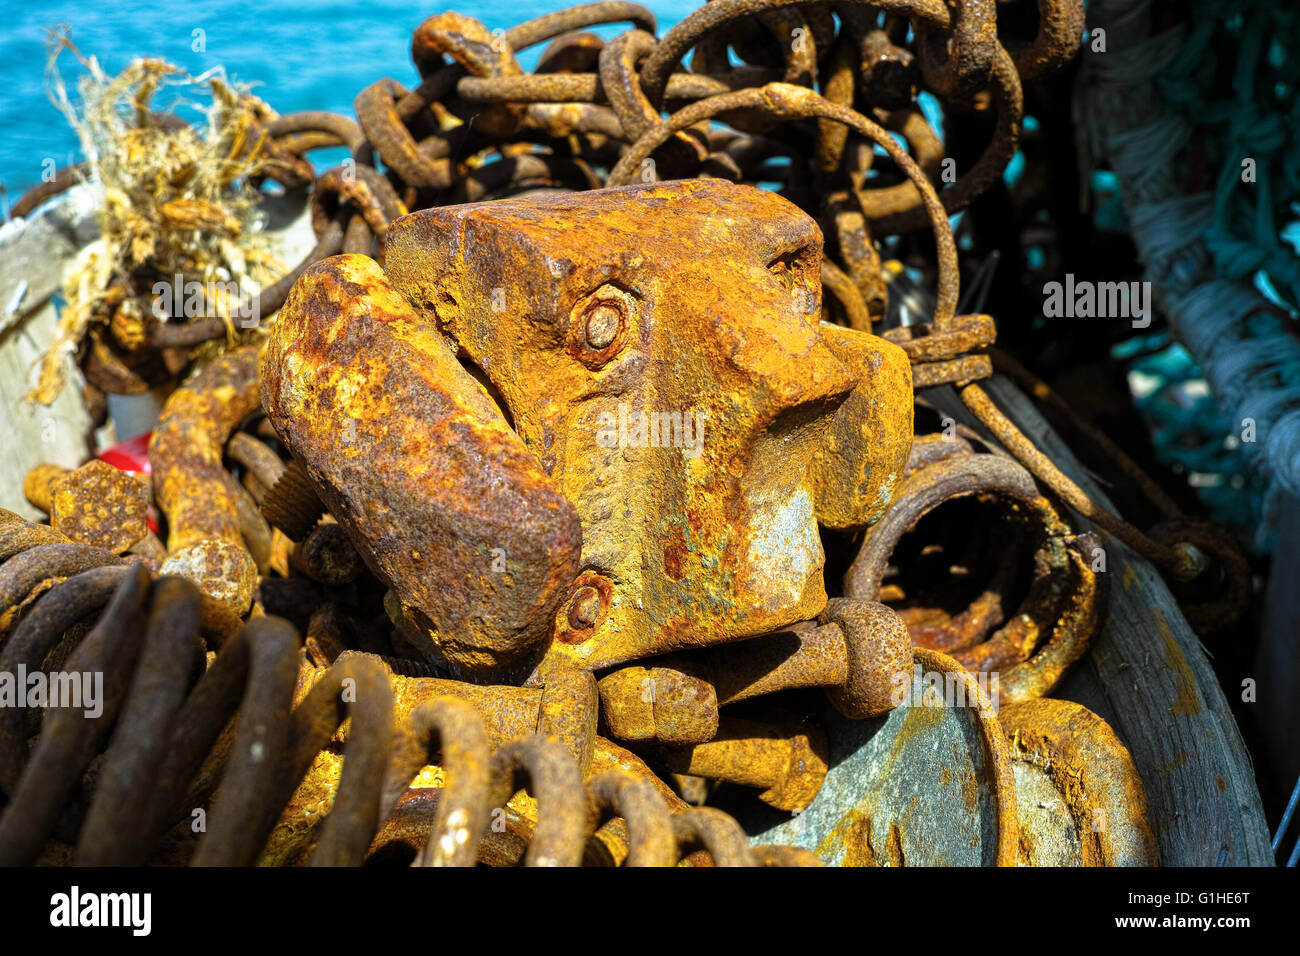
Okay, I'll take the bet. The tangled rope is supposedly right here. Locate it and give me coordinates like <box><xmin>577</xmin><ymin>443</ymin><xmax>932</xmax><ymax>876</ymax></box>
<box><xmin>1078</xmin><ymin>0</ymin><xmax>1300</xmax><ymax>512</ymax></box>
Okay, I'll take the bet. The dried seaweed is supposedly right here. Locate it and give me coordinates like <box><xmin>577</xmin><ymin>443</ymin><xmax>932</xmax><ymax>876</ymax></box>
<box><xmin>27</xmin><ymin>29</ymin><xmax>282</xmax><ymax>404</ymax></box>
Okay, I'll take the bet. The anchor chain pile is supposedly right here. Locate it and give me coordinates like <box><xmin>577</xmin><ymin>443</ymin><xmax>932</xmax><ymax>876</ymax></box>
<box><xmin>0</xmin><ymin>0</ymin><xmax>1252</xmax><ymax>865</ymax></box>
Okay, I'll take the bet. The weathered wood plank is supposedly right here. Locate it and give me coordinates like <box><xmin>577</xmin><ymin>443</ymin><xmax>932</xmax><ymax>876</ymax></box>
<box><xmin>0</xmin><ymin>186</ymin><xmax>103</xmax><ymax>518</ymax></box>
<box><xmin>979</xmin><ymin>374</ymin><xmax>1272</xmax><ymax>865</ymax></box>
<box><xmin>0</xmin><ymin>189</ymin><xmax>315</xmax><ymax>519</ymax></box>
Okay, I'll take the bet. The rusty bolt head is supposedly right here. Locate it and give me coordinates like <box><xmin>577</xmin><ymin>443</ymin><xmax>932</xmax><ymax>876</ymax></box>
<box><xmin>568</xmin><ymin>283</ymin><xmax>633</xmax><ymax>370</ymax></box>
<box><xmin>567</xmin><ymin>585</ymin><xmax>602</xmax><ymax>629</ymax></box>
<box><xmin>556</xmin><ymin>570</ymin><xmax>613</xmax><ymax>644</ymax></box>
<box><xmin>583</xmin><ymin>302</ymin><xmax>622</xmax><ymax>350</ymax></box>
<box><xmin>48</xmin><ymin>460</ymin><xmax>151</xmax><ymax>554</ymax></box>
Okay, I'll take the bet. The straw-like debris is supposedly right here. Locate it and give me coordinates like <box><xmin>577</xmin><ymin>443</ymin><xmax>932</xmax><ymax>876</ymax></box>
<box><xmin>27</xmin><ymin>30</ymin><xmax>284</xmax><ymax>404</ymax></box>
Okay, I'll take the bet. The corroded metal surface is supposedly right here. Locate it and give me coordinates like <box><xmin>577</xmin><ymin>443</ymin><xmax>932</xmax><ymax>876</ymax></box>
<box><xmin>379</xmin><ymin>178</ymin><xmax>911</xmax><ymax>671</ymax></box>
<box><xmin>846</xmin><ymin>448</ymin><xmax>1103</xmax><ymax>703</ymax></box>
<box><xmin>0</xmin><ymin>0</ymin><xmax>1223</xmax><ymax>868</ymax></box>
<box><xmin>149</xmin><ymin>345</ymin><xmax>262</xmax><ymax>627</ymax></box>
<box><xmin>810</xmin><ymin>326</ymin><xmax>914</xmax><ymax>530</ymax></box>
<box><xmin>597</xmin><ymin>599</ymin><xmax>913</xmax><ymax>746</ymax></box>
<box><xmin>262</xmin><ymin>253</ymin><xmax>583</xmax><ymax>682</ymax></box>
<box><xmin>999</xmin><ymin>697</ymin><xmax>1158</xmax><ymax>866</ymax></box>
<box><xmin>0</xmin><ymin>563</ymin><xmax>804</xmax><ymax>865</ymax></box>
<box><xmin>42</xmin><ymin>460</ymin><xmax>150</xmax><ymax>555</ymax></box>
<box><xmin>663</xmin><ymin>714</ymin><xmax>829</xmax><ymax>812</ymax></box>
<box><xmin>742</xmin><ymin>649</ymin><xmax>1018</xmax><ymax>865</ymax></box>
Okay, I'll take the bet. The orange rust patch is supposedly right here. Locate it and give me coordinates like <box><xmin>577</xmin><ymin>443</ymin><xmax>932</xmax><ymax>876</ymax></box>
<box><xmin>820</xmin><ymin>809</ymin><xmax>905</xmax><ymax>867</ymax></box>
<box><xmin>1156</xmin><ymin>751</ymin><xmax>1189</xmax><ymax>776</ymax></box>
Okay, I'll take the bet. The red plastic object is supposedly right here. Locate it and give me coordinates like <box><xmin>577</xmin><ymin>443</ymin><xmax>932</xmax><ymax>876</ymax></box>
<box><xmin>97</xmin><ymin>431</ymin><xmax>152</xmax><ymax>476</ymax></box>
<box><xmin>97</xmin><ymin>432</ymin><xmax>157</xmax><ymax>533</ymax></box>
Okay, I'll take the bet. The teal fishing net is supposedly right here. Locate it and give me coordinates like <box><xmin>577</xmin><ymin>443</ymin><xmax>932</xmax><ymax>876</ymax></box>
<box><xmin>1092</xmin><ymin>0</ymin><xmax>1300</xmax><ymax>551</ymax></box>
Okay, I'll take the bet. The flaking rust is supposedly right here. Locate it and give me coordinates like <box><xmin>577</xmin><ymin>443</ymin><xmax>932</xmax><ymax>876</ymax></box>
<box><xmin>261</xmin><ymin>255</ymin><xmax>582</xmax><ymax>682</ymax></box>
<box><xmin>999</xmin><ymin>698</ymin><xmax>1157</xmax><ymax>866</ymax></box>
<box><xmin>0</xmin><ymin>0</ymin><xmax>1201</xmax><ymax>868</ymax></box>
<box><xmin>149</xmin><ymin>346</ymin><xmax>263</xmax><ymax>629</ymax></box>
<box><xmin>264</xmin><ymin>178</ymin><xmax>911</xmax><ymax>678</ymax></box>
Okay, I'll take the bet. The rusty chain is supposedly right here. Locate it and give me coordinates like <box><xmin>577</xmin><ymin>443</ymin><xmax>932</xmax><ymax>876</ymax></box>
<box><xmin>0</xmin><ymin>0</ymin><xmax>1209</xmax><ymax>865</ymax></box>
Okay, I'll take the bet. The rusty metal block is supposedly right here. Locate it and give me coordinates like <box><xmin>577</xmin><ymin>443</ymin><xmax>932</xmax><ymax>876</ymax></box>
<box><xmin>999</xmin><ymin>698</ymin><xmax>1157</xmax><ymax>866</ymax></box>
<box><xmin>261</xmin><ymin>254</ymin><xmax>583</xmax><ymax>681</ymax></box>
<box><xmin>811</xmin><ymin>325</ymin><xmax>913</xmax><ymax>530</ymax></box>
<box><xmin>376</xmin><ymin>178</ymin><xmax>911</xmax><ymax>672</ymax></box>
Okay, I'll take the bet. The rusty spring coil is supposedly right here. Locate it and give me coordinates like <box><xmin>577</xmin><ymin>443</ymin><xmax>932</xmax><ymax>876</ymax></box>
<box><xmin>842</xmin><ymin>429</ymin><xmax>1105</xmax><ymax>703</ymax></box>
<box><xmin>0</xmin><ymin>546</ymin><xmax>818</xmax><ymax>866</ymax></box>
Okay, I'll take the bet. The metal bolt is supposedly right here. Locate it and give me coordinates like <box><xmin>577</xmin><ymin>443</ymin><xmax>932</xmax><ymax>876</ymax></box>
<box><xmin>583</xmin><ymin>302</ymin><xmax>621</xmax><ymax>350</ymax></box>
<box><xmin>662</xmin><ymin>715</ymin><xmax>829</xmax><ymax>813</ymax></box>
<box><xmin>567</xmin><ymin>585</ymin><xmax>602</xmax><ymax>628</ymax></box>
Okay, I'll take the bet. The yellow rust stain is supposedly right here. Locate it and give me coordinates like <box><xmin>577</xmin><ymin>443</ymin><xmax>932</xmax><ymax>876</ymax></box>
<box><xmin>820</xmin><ymin>809</ymin><xmax>904</xmax><ymax>867</ymax></box>
<box><xmin>881</xmin><ymin>703</ymin><xmax>944</xmax><ymax>775</ymax></box>
<box><xmin>818</xmin><ymin>705</ymin><xmax>942</xmax><ymax>865</ymax></box>
<box><xmin>821</xmin><ymin>808</ymin><xmax>871</xmax><ymax>866</ymax></box>
<box><xmin>1157</xmin><ymin>610</ymin><xmax>1201</xmax><ymax>716</ymax></box>
<box><xmin>961</xmin><ymin>768</ymin><xmax>979</xmax><ymax>815</ymax></box>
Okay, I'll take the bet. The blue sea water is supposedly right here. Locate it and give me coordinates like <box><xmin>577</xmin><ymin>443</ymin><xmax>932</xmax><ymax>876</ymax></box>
<box><xmin>0</xmin><ymin>0</ymin><xmax>697</xmax><ymax>201</ymax></box>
